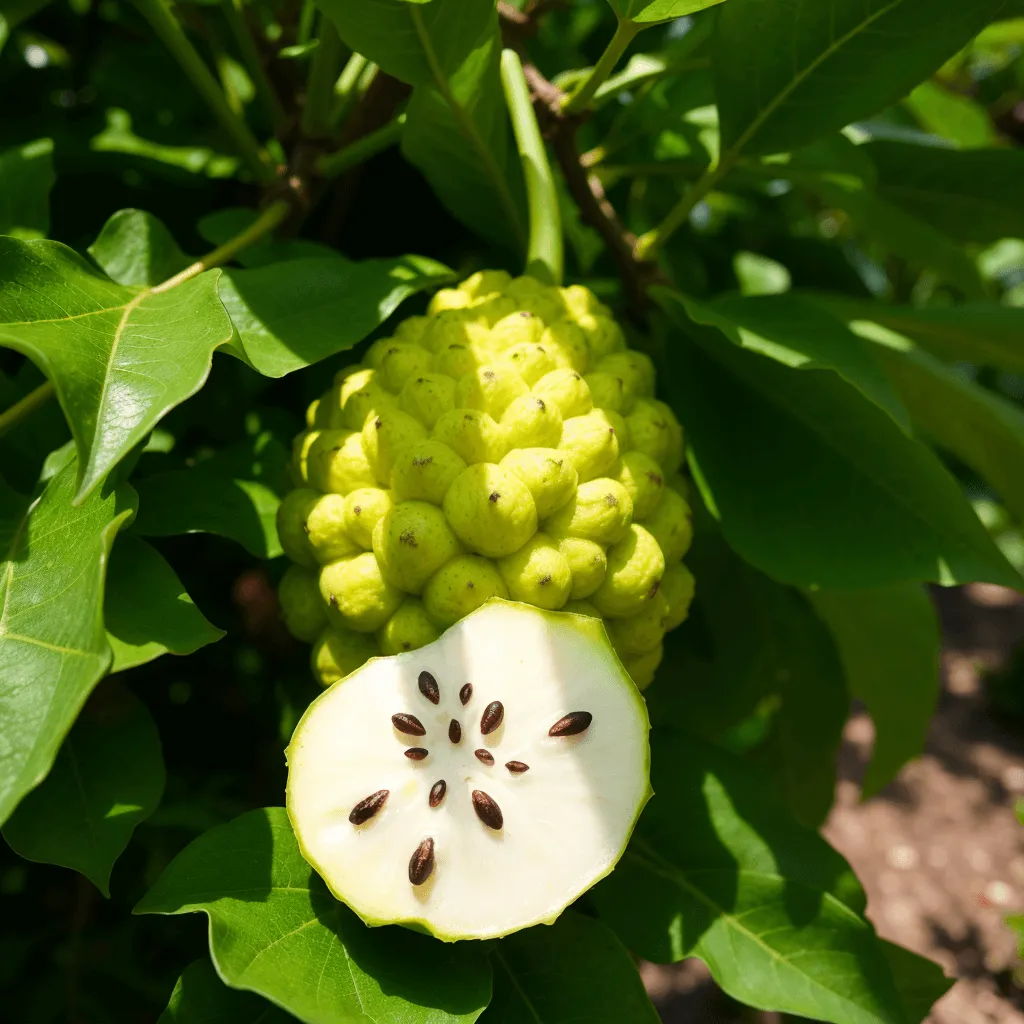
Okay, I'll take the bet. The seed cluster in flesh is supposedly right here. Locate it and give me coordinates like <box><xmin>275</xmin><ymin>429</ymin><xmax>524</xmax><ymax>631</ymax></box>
<box><xmin>276</xmin><ymin>271</ymin><xmax>696</xmax><ymax>689</ymax></box>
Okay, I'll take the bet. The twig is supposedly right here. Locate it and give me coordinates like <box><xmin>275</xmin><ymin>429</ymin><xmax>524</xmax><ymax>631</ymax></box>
<box><xmin>0</xmin><ymin>381</ymin><xmax>55</xmax><ymax>437</ymax></box>
<box><xmin>302</xmin><ymin>15</ymin><xmax>343</xmax><ymax>137</ymax></box>
<box><xmin>220</xmin><ymin>0</ymin><xmax>286</xmax><ymax>132</ymax></box>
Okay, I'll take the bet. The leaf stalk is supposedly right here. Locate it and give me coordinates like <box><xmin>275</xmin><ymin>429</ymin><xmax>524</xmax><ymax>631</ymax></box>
<box><xmin>562</xmin><ymin>17</ymin><xmax>640</xmax><ymax>115</ymax></box>
<box><xmin>302</xmin><ymin>16</ymin><xmax>345</xmax><ymax>138</ymax></box>
<box><xmin>317</xmin><ymin>113</ymin><xmax>407</xmax><ymax>179</ymax></box>
<box><xmin>0</xmin><ymin>381</ymin><xmax>55</xmax><ymax>438</ymax></box>
<box><xmin>219</xmin><ymin>0</ymin><xmax>287</xmax><ymax>132</ymax></box>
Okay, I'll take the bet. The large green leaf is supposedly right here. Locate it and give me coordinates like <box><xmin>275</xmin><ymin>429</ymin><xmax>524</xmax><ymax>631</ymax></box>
<box><xmin>903</xmin><ymin>81</ymin><xmax>998</xmax><ymax>150</ymax></box>
<box><xmin>649</xmin><ymin>510</ymin><xmax>848</xmax><ymax>827</ymax></box>
<box><xmin>132</xmin><ymin>432</ymin><xmax>289</xmax><ymax>558</ymax></box>
<box><xmin>859</xmin><ymin>325</ymin><xmax>1024</xmax><ymax>523</ymax></box>
<box><xmin>656</xmin><ymin>299</ymin><xmax>1021</xmax><ymax>589</ymax></box>
<box><xmin>2</xmin><ymin>682</ymin><xmax>164</xmax><ymax>895</ymax></box>
<box><xmin>218</xmin><ymin>255</ymin><xmax>453</xmax><ymax>378</ymax></box>
<box><xmin>607</xmin><ymin>0</ymin><xmax>728</xmax><ymax>23</ymax></box>
<box><xmin>593</xmin><ymin>733</ymin><xmax>928</xmax><ymax>1024</ymax></box>
<box><xmin>0</xmin><ymin>238</ymin><xmax>236</xmax><ymax>502</ymax></box>
<box><xmin>865</xmin><ymin>141</ymin><xmax>1024</xmax><ymax>245</ymax></box>
<box><xmin>0</xmin><ymin>456</ymin><xmax>135</xmax><ymax>826</ymax></box>
<box><xmin>160</xmin><ymin>959</ymin><xmax>295</xmax><ymax>1023</ymax></box>
<box><xmin>136</xmin><ymin>807</ymin><xmax>492</xmax><ymax>1024</ymax></box>
<box><xmin>106</xmin><ymin>534</ymin><xmax>224</xmax><ymax>673</ymax></box>
<box><xmin>0</xmin><ymin>138</ymin><xmax>54</xmax><ymax>239</ymax></box>
<box><xmin>484</xmin><ymin>914</ymin><xmax>659</xmax><ymax>1023</ymax></box>
<box><xmin>810</xmin><ymin>584</ymin><xmax>939</xmax><ymax>798</ymax></box>
<box><xmin>679</xmin><ymin>292</ymin><xmax>909</xmax><ymax>430</ymax></box>
<box><xmin>714</xmin><ymin>0</ymin><xmax>1006</xmax><ymax>157</ymax></box>
<box><xmin>88</xmin><ymin>209</ymin><xmax>191</xmax><ymax>287</ymax></box>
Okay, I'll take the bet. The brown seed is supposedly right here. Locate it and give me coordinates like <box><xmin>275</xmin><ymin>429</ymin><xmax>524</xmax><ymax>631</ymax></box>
<box><xmin>549</xmin><ymin>711</ymin><xmax>593</xmax><ymax>737</ymax></box>
<box><xmin>348</xmin><ymin>789</ymin><xmax>389</xmax><ymax>825</ymax></box>
<box><xmin>429</xmin><ymin>781</ymin><xmax>446</xmax><ymax>807</ymax></box>
<box><xmin>471</xmin><ymin>790</ymin><xmax>503</xmax><ymax>830</ymax></box>
<box><xmin>505</xmin><ymin>761</ymin><xmax>530</xmax><ymax>774</ymax></box>
<box><xmin>459</xmin><ymin>683</ymin><xmax>473</xmax><ymax>705</ymax></box>
<box><xmin>480</xmin><ymin>700</ymin><xmax>504</xmax><ymax>735</ymax></box>
<box><xmin>392</xmin><ymin>713</ymin><xmax>426</xmax><ymax>736</ymax></box>
<box><xmin>449</xmin><ymin>719</ymin><xmax>462</xmax><ymax>744</ymax></box>
<box><xmin>409</xmin><ymin>838</ymin><xmax>435</xmax><ymax>885</ymax></box>
<box><xmin>474</xmin><ymin>748</ymin><xmax>494</xmax><ymax>766</ymax></box>
<box><xmin>418</xmin><ymin>671</ymin><xmax>440</xmax><ymax>705</ymax></box>
<box><xmin>405</xmin><ymin>747</ymin><xmax>429</xmax><ymax>760</ymax></box>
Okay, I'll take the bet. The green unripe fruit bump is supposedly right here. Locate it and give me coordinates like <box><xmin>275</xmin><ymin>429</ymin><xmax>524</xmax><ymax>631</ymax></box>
<box><xmin>311</xmin><ymin>627</ymin><xmax>379</xmax><ymax>687</ymax></box>
<box><xmin>653</xmin><ymin>399</ymin><xmax>685</xmax><ymax>474</ymax></box>
<box><xmin>291</xmin><ymin>429</ymin><xmax>319</xmax><ymax>485</ymax></box>
<box><xmin>615</xmin><ymin>451</ymin><xmax>665</xmax><ymax>521</ymax></box>
<box><xmin>306</xmin><ymin>493</ymin><xmax>362</xmax><ymax>564</ymax></box>
<box><xmin>557</xmin><ymin>536</ymin><xmax>608</xmax><ymax>599</ymax></box>
<box><xmin>501</xmin><ymin>342</ymin><xmax>560</xmax><ymax>385</ymax></box>
<box><xmin>362</xmin><ymin>408</ymin><xmax>428</xmax><ymax>486</ymax></box>
<box><xmin>422</xmin><ymin>554</ymin><xmax>509</xmax><ymax>628</ymax></box>
<box><xmin>335</xmin><ymin>368</ymin><xmax>395</xmax><ymax>430</ymax></box>
<box><xmin>276</xmin><ymin>488</ymin><xmax>319</xmax><ymax>566</ymax></box>
<box><xmin>432</xmin><ymin>409</ymin><xmax>507</xmax><ymax>465</ymax></box>
<box><xmin>308</xmin><ymin>430</ymin><xmax>377</xmax><ymax>495</ymax></box>
<box><xmin>626</xmin><ymin>399</ymin><xmax>672</xmax><ymax>466</ymax></box>
<box><xmin>400</xmin><ymin>373</ymin><xmax>457</xmax><ymax>429</ymax></box>
<box><xmin>443</xmin><ymin>463</ymin><xmax>538</xmax><ymax>557</ymax></box>
<box><xmin>490</xmin><ymin>311</ymin><xmax>544</xmax><ymax>352</ymax></box>
<box><xmin>621</xmin><ymin>644</ymin><xmax>663</xmax><ymax>691</ymax></box>
<box><xmin>560</xmin><ymin>409</ymin><xmax>622</xmax><ymax>482</ymax></box>
<box><xmin>607</xmin><ymin>591</ymin><xmax>669</xmax><ymax>654</ymax></box>
<box><xmin>590</xmin><ymin>525</ymin><xmax>665</xmax><ymax>619</ymax></box>
<box><xmin>501</xmin><ymin>394</ymin><xmax>563</xmax><ymax>450</ymax></box>
<box><xmin>660</xmin><ymin>562</ymin><xmax>696</xmax><ymax>631</ymax></box>
<box><xmin>390</xmin><ymin>440</ymin><xmax>466</xmax><ymax>505</ymax></box>
<box><xmin>532</xmin><ymin>369</ymin><xmax>593</xmax><ymax>419</ymax></box>
<box><xmin>342</xmin><ymin>488</ymin><xmax>392</xmax><ymax>550</ymax></box>
<box><xmin>595</xmin><ymin>351</ymin><xmax>656</xmax><ymax>399</ymax></box>
<box><xmin>319</xmin><ymin>553</ymin><xmax>404</xmax><ymax>632</ymax></box>
<box><xmin>394</xmin><ymin>314</ymin><xmax>429</xmax><ymax>346</ymax></box>
<box><xmin>377</xmin><ymin>599</ymin><xmax>440</xmax><ymax>655</ymax></box>
<box><xmin>279</xmin><ymin>566</ymin><xmax>327</xmax><ymax>642</ymax></box>
<box><xmin>562</xmin><ymin>598</ymin><xmax>600</xmax><ymax>618</ymax></box>
<box><xmin>456</xmin><ymin>365</ymin><xmax>529</xmax><ymax>419</ymax></box>
<box><xmin>541</xmin><ymin>322</ymin><xmax>589</xmax><ymax>374</ymax></box>
<box><xmin>497</xmin><ymin>534</ymin><xmax>572</xmax><ymax>610</ymax></box>
<box><xmin>644</xmin><ymin>488</ymin><xmax>693</xmax><ymax>563</ymax></box>
<box><xmin>576</xmin><ymin>313</ymin><xmax>625</xmax><ymax>360</ymax></box>
<box><xmin>375</xmin><ymin>341</ymin><xmax>434</xmax><ymax>392</ymax></box>
<box><xmin>544</xmin><ymin>478</ymin><xmax>633</xmax><ymax>546</ymax></box>
<box><xmin>500</xmin><ymin>447</ymin><xmax>577</xmax><ymax>519</ymax></box>
<box><xmin>584</xmin><ymin>371</ymin><xmax>634</xmax><ymax>415</ymax></box>
<box><xmin>372</xmin><ymin>501</ymin><xmax>462</xmax><ymax>594</ymax></box>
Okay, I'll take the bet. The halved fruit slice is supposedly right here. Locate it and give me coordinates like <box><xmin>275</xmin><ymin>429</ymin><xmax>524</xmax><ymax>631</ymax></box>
<box><xmin>286</xmin><ymin>599</ymin><xmax>651</xmax><ymax>941</ymax></box>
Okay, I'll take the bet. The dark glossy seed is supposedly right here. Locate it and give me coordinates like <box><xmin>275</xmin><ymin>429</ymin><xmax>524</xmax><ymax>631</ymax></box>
<box><xmin>409</xmin><ymin>838</ymin><xmax>435</xmax><ymax>885</ymax></box>
<box><xmin>505</xmin><ymin>761</ymin><xmax>530</xmax><ymax>774</ymax></box>
<box><xmin>348</xmin><ymin>789</ymin><xmax>389</xmax><ymax>825</ymax></box>
<box><xmin>392</xmin><ymin>713</ymin><xmax>426</xmax><ymax>736</ymax></box>
<box><xmin>480</xmin><ymin>700</ymin><xmax>504</xmax><ymax>735</ymax></box>
<box><xmin>404</xmin><ymin>747</ymin><xmax>429</xmax><ymax>760</ymax></box>
<box><xmin>474</xmin><ymin>748</ymin><xmax>494</xmax><ymax>765</ymax></box>
<box><xmin>549</xmin><ymin>711</ymin><xmax>593</xmax><ymax>737</ymax></box>
<box><xmin>459</xmin><ymin>683</ymin><xmax>472</xmax><ymax>705</ymax></box>
<box><xmin>471</xmin><ymin>790</ymin><xmax>503</xmax><ymax>830</ymax></box>
<box><xmin>429</xmin><ymin>781</ymin><xmax>446</xmax><ymax>807</ymax></box>
<box><xmin>449</xmin><ymin>719</ymin><xmax>462</xmax><ymax>744</ymax></box>
<box><xmin>418</xmin><ymin>671</ymin><xmax>440</xmax><ymax>705</ymax></box>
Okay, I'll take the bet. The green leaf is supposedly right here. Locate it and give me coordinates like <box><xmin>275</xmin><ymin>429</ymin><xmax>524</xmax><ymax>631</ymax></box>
<box><xmin>2</xmin><ymin>682</ymin><xmax>164</xmax><ymax>896</ymax></box>
<box><xmin>879</xmin><ymin>940</ymin><xmax>953</xmax><ymax>1022</ymax></box>
<box><xmin>903</xmin><ymin>81</ymin><xmax>998</xmax><ymax>149</ymax></box>
<box><xmin>607</xmin><ymin>0</ymin><xmax>728</xmax><ymax>24</ymax></box>
<box><xmin>858</xmin><ymin>325</ymin><xmax>1024</xmax><ymax>524</ymax></box>
<box><xmin>807</xmin><ymin>296</ymin><xmax>1024</xmax><ymax>373</ymax></box>
<box><xmin>0</xmin><ymin>238</ymin><xmax>237</xmax><ymax>502</ymax></box>
<box><xmin>105</xmin><ymin>534</ymin><xmax>224</xmax><ymax>673</ymax></box>
<box><xmin>678</xmin><ymin>292</ymin><xmax>910</xmax><ymax>430</ymax></box>
<box><xmin>714</xmin><ymin>0</ymin><xmax>1006</xmax><ymax>157</ymax></box>
<box><xmin>136</xmin><ymin>807</ymin><xmax>492</xmax><ymax>1024</ymax></box>
<box><xmin>809</xmin><ymin>584</ymin><xmax>940</xmax><ymax>797</ymax></box>
<box><xmin>160</xmin><ymin>958</ymin><xmax>295</xmax><ymax>1023</ymax></box>
<box><xmin>0</xmin><ymin>138</ymin><xmax>54</xmax><ymax>239</ymax></box>
<box><xmin>197</xmin><ymin>209</ymin><xmax>345</xmax><ymax>268</ymax></box>
<box><xmin>132</xmin><ymin>433</ymin><xmax>289</xmax><ymax>558</ymax></box>
<box><xmin>88</xmin><ymin>209</ymin><xmax>191</xmax><ymax>287</ymax></box>
<box><xmin>592</xmin><ymin>733</ymin><xmax>920</xmax><ymax>1024</ymax></box>
<box><xmin>485</xmin><ymin>913</ymin><xmax>659</xmax><ymax>1022</ymax></box>
<box><xmin>649</xmin><ymin>511</ymin><xmax>848</xmax><ymax>827</ymax></box>
<box><xmin>865</xmin><ymin>140</ymin><xmax>1024</xmax><ymax>245</ymax></box>
<box><xmin>656</xmin><ymin>298</ymin><xmax>1021</xmax><ymax>589</ymax></box>
<box><xmin>0</xmin><ymin>456</ymin><xmax>135</xmax><ymax>826</ymax></box>
<box><xmin>218</xmin><ymin>255</ymin><xmax>454</xmax><ymax>378</ymax></box>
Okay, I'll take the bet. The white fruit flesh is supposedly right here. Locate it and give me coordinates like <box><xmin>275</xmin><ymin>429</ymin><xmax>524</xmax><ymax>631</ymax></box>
<box><xmin>286</xmin><ymin>600</ymin><xmax>651</xmax><ymax>941</ymax></box>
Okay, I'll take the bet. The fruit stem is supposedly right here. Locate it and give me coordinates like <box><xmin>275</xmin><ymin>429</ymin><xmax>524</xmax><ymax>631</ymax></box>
<box><xmin>302</xmin><ymin>14</ymin><xmax>345</xmax><ymax>138</ymax></box>
<box><xmin>0</xmin><ymin>381</ymin><xmax>55</xmax><ymax>438</ymax></box>
<box><xmin>562</xmin><ymin>17</ymin><xmax>640</xmax><ymax>115</ymax></box>
<box><xmin>500</xmin><ymin>48</ymin><xmax>563</xmax><ymax>287</ymax></box>
<box><xmin>330</xmin><ymin>52</ymin><xmax>377</xmax><ymax>130</ymax></box>
<box><xmin>219</xmin><ymin>0</ymin><xmax>287</xmax><ymax>132</ymax></box>
<box><xmin>317</xmin><ymin>113</ymin><xmax>407</xmax><ymax>179</ymax></box>
<box><xmin>132</xmin><ymin>0</ymin><xmax>276</xmax><ymax>184</ymax></box>
<box><xmin>152</xmin><ymin>199</ymin><xmax>291</xmax><ymax>291</ymax></box>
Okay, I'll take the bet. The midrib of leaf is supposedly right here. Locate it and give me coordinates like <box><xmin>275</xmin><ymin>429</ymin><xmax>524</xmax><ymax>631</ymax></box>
<box><xmin>408</xmin><ymin>5</ymin><xmax>526</xmax><ymax>250</ymax></box>
<box><xmin>492</xmin><ymin>949</ymin><xmax>544</xmax><ymax>1024</ymax></box>
<box><xmin>67</xmin><ymin>736</ymin><xmax>101</xmax><ymax>864</ymax></box>
<box><xmin>627</xmin><ymin>840</ymin><xmax>884</xmax><ymax>1020</ymax></box>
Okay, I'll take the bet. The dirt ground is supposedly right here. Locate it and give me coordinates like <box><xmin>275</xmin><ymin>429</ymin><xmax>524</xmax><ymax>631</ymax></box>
<box><xmin>644</xmin><ymin>584</ymin><xmax>1024</xmax><ymax>1024</ymax></box>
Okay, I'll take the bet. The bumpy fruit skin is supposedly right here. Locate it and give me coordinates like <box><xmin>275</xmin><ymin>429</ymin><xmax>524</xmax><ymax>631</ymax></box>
<box><xmin>278</xmin><ymin>274</ymin><xmax>694</xmax><ymax>689</ymax></box>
